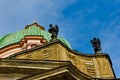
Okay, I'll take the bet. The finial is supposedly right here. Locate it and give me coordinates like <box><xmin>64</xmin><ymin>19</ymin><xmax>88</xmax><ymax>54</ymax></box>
<box><xmin>34</xmin><ymin>18</ymin><xmax>37</xmax><ymax>23</ymax></box>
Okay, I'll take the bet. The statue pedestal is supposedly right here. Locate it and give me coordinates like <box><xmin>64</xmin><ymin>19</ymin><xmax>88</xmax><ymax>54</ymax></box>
<box><xmin>96</xmin><ymin>51</ymin><xmax>102</xmax><ymax>54</ymax></box>
<box><xmin>50</xmin><ymin>38</ymin><xmax>58</xmax><ymax>42</ymax></box>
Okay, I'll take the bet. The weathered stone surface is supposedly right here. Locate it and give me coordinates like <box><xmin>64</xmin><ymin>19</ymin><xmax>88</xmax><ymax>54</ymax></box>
<box><xmin>6</xmin><ymin>41</ymin><xmax>115</xmax><ymax>79</ymax></box>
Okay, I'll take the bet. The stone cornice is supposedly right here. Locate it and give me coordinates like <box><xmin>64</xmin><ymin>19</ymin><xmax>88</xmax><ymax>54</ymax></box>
<box><xmin>0</xmin><ymin>59</ymin><xmax>93</xmax><ymax>80</ymax></box>
<box><xmin>6</xmin><ymin>39</ymin><xmax>110</xmax><ymax>59</ymax></box>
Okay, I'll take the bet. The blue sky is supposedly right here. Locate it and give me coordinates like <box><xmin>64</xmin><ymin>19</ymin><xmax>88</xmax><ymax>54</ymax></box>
<box><xmin>0</xmin><ymin>0</ymin><xmax>120</xmax><ymax>78</ymax></box>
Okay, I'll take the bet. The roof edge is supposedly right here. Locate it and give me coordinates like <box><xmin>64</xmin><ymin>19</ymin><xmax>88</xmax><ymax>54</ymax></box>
<box><xmin>6</xmin><ymin>39</ymin><xmax>110</xmax><ymax>59</ymax></box>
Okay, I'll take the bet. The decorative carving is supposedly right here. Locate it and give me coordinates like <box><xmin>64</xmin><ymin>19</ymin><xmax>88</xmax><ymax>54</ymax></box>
<box><xmin>22</xmin><ymin>44</ymin><xmax>38</xmax><ymax>50</ymax></box>
<box><xmin>90</xmin><ymin>37</ymin><xmax>101</xmax><ymax>54</ymax></box>
<box><xmin>48</xmin><ymin>24</ymin><xmax>59</xmax><ymax>41</ymax></box>
<box><xmin>69</xmin><ymin>54</ymin><xmax>76</xmax><ymax>65</ymax></box>
<box><xmin>21</xmin><ymin>36</ymin><xmax>47</xmax><ymax>51</ymax></box>
<box><xmin>85</xmin><ymin>58</ymin><xmax>96</xmax><ymax>76</ymax></box>
<box><xmin>98</xmin><ymin>59</ymin><xmax>109</xmax><ymax>75</ymax></box>
<box><xmin>42</xmin><ymin>49</ymin><xmax>50</xmax><ymax>60</ymax></box>
<box><xmin>25</xmin><ymin>54</ymin><xmax>32</xmax><ymax>59</ymax></box>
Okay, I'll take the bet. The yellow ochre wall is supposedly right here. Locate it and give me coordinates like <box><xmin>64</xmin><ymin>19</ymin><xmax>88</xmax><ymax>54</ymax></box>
<box><xmin>13</xmin><ymin>42</ymin><xmax>115</xmax><ymax>79</ymax></box>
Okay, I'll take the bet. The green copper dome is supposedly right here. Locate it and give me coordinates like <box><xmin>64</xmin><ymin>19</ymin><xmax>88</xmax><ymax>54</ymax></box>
<box><xmin>0</xmin><ymin>23</ymin><xmax>72</xmax><ymax>49</ymax></box>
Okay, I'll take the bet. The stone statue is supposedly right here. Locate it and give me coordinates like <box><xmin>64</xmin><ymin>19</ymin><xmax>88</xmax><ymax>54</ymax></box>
<box><xmin>48</xmin><ymin>24</ymin><xmax>59</xmax><ymax>41</ymax></box>
<box><xmin>90</xmin><ymin>37</ymin><xmax>101</xmax><ymax>54</ymax></box>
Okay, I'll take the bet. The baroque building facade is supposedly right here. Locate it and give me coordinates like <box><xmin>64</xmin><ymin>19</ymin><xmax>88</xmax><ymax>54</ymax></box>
<box><xmin>0</xmin><ymin>22</ymin><xmax>116</xmax><ymax>80</ymax></box>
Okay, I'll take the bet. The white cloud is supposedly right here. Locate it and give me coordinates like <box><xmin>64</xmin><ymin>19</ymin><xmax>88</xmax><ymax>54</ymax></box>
<box><xmin>0</xmin><ymin>0</ymin><xmax>78</xmax><ymax>36</ymax></box>
<box><xmin>100</xmin><ymin>10</ymin><xmax>120</xmax><ymax>53</ymax></box>
<box><xmin>0</xmin><ymin>0</ymin><xmax>120</xmax><ymax>78</ymax></box>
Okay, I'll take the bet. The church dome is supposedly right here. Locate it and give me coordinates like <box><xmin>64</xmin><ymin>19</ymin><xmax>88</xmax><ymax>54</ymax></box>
<box><xmin>0</xmin><ymin>23</ymin><xmax>72</xmax><ymax>49</ymax></box>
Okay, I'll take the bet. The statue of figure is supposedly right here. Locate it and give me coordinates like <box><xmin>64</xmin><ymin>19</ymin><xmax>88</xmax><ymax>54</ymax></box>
<box><xmin>90</xmin><ymin>37</ymin><xmax>101</xmax><ymax>54</ymax></box>
<box><xmin>48</xmin><ymin>24</ymin><xmax>59</xmax><ymax>41</ymax></box>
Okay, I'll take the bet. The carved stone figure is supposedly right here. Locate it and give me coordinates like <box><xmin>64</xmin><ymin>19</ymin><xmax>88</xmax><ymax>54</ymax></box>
<box><xmin>48</xmin><ymin>24</ymin><xmax>59</xmax><ymax>41</ymax></box>
<box><xmin>90</xmin><ymin>37</ymin><xmax>101</xmax><ymax>54</ymax></box>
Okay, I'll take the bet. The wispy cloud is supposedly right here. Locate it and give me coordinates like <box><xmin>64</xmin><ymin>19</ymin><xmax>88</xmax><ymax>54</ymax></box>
<box><xmin>99</xmin><ymin>10</ymin><xmax>120</xmax><ymax>53</ymax></box>
<box><xmin>95</xmin><ymin>9</ymin><xmax>120</xmax><ymax>77</ymax></box>
<box><xmin>0</xmin><ymin>0</ymin><xmax>77</xmax><ymax>36</ymax></box>
<box><xmin>0</xmin><ymin>0</ymin><xmax>120</xmax><ymax>78</ymax></box>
